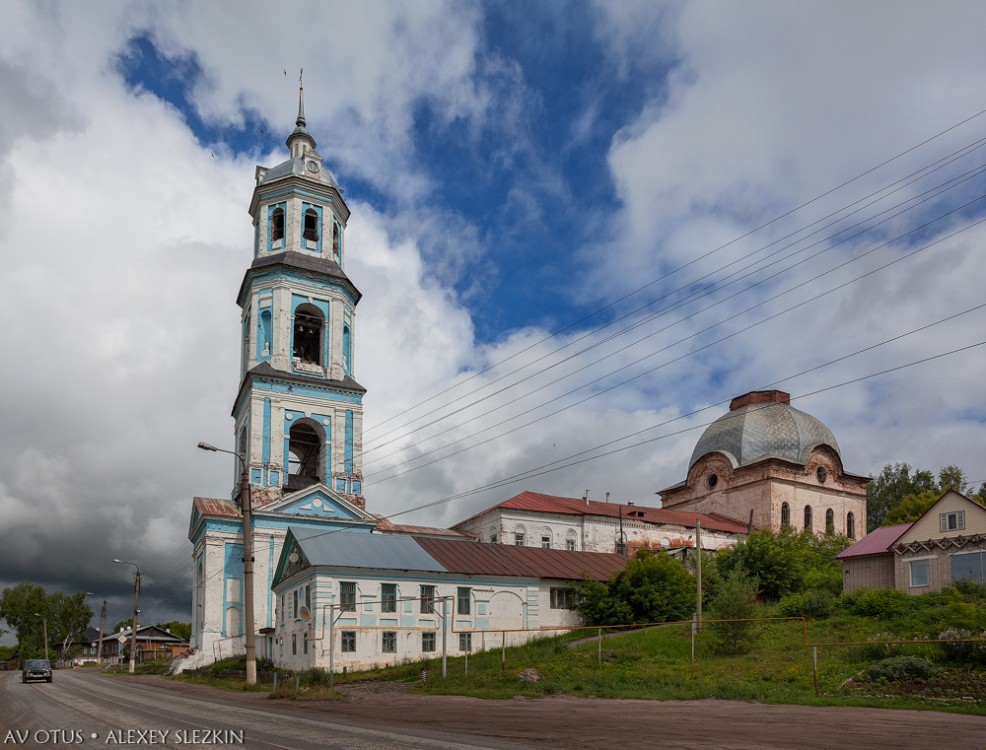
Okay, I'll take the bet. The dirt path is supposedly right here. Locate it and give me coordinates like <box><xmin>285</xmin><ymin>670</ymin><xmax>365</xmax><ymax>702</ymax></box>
<box><xmin>145</xmin><ymin>676</ymin><xmax>986</xmax><ymax>750</ymax></box>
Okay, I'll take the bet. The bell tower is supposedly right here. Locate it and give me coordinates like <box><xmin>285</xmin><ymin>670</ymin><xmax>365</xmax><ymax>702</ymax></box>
<box><xmin>234</xmin><ymin>79</ymin><xmax>365</xmax><ymax>509</ymax></box>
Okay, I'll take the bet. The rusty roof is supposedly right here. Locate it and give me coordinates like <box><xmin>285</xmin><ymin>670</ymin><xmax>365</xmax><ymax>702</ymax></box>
<box><xmin>193</xmin><ymin>497</ymin><xmax>241</xmax><ymax>518</ymax></box>
<box><xmin>836</xmin><ymin>524</ymin><xmax>911</xmax><ymax>559</ymax></box>
<box><xmin>455</xmin><ymin>490</ymin><xmax>748</xmax><ymax>535</ymax></box>
<box><xmin>415</xmin><ymin>536</ymin><xmax>626</xmax><ymax>582</ymax></box>
<box><xmin>374</xmin><ymin>517</ymin><xmax>471</xmax><ymax>538</ymax></box>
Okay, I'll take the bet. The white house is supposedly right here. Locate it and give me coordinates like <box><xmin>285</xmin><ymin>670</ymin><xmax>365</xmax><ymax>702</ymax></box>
<box><xmin>452</xmin><ymin>490</ymin><xmax>747</xmax><ymax>555</ymax></box>
<box><xmin>270</xmin><ymin>527</ymin><xmax>627</xmax><ymax>672</ymax></box>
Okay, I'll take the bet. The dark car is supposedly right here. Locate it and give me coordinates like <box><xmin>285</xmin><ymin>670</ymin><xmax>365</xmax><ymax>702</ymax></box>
<box><xmin>22</xmin><ymin>659</ymin><xmax>52</xmax><ymax>683</ymax></box>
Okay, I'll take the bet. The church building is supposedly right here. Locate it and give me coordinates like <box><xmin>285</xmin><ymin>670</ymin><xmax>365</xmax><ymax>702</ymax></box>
<box><xmin>658</xmin><ymin>390</ymin><xmax>868</xmax><ymax>539</ymax></box>
<box><xmin>184</xmin><ymin>85</ymin><xmax>379</xmax><ymax>669</ymax></box>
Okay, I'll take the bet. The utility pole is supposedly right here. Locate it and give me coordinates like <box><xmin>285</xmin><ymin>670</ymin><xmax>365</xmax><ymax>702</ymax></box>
<box><xmin>114</xmin><ymin>559</ymin><xmax>141</xmax><ymax>673</ymax></box>
<box><xmin>198</xmin><ymin>442</ymin><xmax>256</xmax><ymax>685</ymax></box>
<box><xmin>35</xmin><ymin>614</ymin><xmax>49</xmax><ymax>661</ymax></box>
<box><xmin>695</xmin><ymin>520</ymin><xmax>703</xmax><ymax>625</ymax></box>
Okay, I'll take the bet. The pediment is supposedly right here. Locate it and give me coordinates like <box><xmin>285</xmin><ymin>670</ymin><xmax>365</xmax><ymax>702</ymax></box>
<box><xmin>260</xmin><ymin>484</ymin><xmax>375</xmax><ymax>523</ymax></box>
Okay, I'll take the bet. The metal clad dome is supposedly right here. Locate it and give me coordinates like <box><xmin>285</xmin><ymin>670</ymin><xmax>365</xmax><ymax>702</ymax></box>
<box><xmin>689</xmin><ymin>391</ymin><xmax>840</xmax><ymax>470</ymax></box>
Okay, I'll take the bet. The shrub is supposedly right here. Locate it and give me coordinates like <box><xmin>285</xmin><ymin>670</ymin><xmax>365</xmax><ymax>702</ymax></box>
<box><xmin>937</xmin><ymin>627</ymin><xmax>986</xmax><ymax>664</ymax></box>
<box><xmin>836</xmin><ymin>588</ymin><xmax>910</xmax><ymax>620</ymax></box>
<box><xmin>706</xmin><ymin>570</ymin><xmax>760</xmax><ymax>655</ymax></box>
<box><xmin>577</xmin><ymin>551</ymin><xmax>693</xmax><ymax>626</ymax></box>
<box><xmin>863</xmin><ymin>655</ymin><xmax>937</xmax><ymax>682</ymax></box>
<box><xmin>776</xmin><ymin>589</ymin><xmax>835</xmax><ymax>619</ymax></box>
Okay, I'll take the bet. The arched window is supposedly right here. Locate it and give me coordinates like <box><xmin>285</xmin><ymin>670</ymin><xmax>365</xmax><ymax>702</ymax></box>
<box><xmin>540</xmin><ymin>527</ymin><xmax>552</xmax><ymax>549</ymax></box>
<box><xmin>489</xmin><ymin>527</ymin><xmax>498</xmax><ymax>544</ymax></box>
<box><xmin>804</xmin><ymin>505</ymin><xmax>813</xmax><ymax>531</ymax></box>
<box><xmin>566</xmin><ymin>529</ymin><xmax>578</xmax><ymax>551</ymax></box>
<box><xmin>270</xmin><ymin>207</ymin><xmax>285</xmax><ymax>244</ymax></box>
<box><xmin>846</xmin><ymin>512</ymin><xmax>856</xmax><ymax>539</ymax></box>
<box><xmin>781</xmin><ymin>502</ymin><xmax>790</xmax><ymax>527</ymax></box>
<box><xmin>287</xmin><ymin>421</ymin><xmax>324</xmax><ymax>490</ymax></box>
<box><xmin>343</xmin><ymin>324</ymin><xmax>352</xmax><ymax>373</ymax></box>
<box><xmin>825</xmin><ymin>508</ymin><xmax>834</xmax><ymax>534</ymax></box>
<box><xmin>513</xmin><ymin>524</ymin><xmax>526</xmax><ymax>546</ymax></box>
<box><xmin>303</xmin><ymin>208</ymin><xmax>319</xmax><ymax>243</ymax></box>
<box><xmin>259</xmin><ymin>309</ymin><xmax>272</xmax><ymax>358</ymax></box>
<box><xmin>293</xmin><ymin>304</ymin><xmax>324</xmax><ymax>366</ymax></box>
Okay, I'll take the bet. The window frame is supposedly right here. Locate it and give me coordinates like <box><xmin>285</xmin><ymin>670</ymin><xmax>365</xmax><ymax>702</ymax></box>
<box><xmin>420</xmin><ymin>584</ymin><xmax>436</xmax><ymax>614</ymax></box>
<box><xmin>340</xmin><ymin>630</ymin><xmax>356</xmax><ymax>653</ymax></box>
<box><xmin>381</xmin><ymin>583</ymin><xmax>397</xmax><ymax>613</ymax></box>
<box><xmin>382</xmin><ymin>631</ymin><xmax>397</xmax><ymax>654</ymax></box>
<box><xmin>458</xmin><ymin>632</ymin><xmax>472</xmax><ymax>653</ymax></box>
<box><xmin>909</xmin><ymin>557</ymin><xmax>932</xmax><ymax>588</ymax></box>
<box><xmin>457</xmin><ymin>587</ymin><xmax>471</xmax><ymax>615</ymax></box>
<box><xmin>550</xmin><ymin>587</ymin><xmax>577</xmax><ymax>610</ymax></box>
<box><xmin>940</xmin><ymin>510</ymin><xmax>966</xmax><ymax>532</ymax></box>
<box><xmin>339</xmin><ymin>581</ymin><xmax>357</xmax><ymax>612</ymax></box>
<box><xmin>422</xmin><ymin>631</ymin><xmax>436</xmax><ymax>653</ymax></box>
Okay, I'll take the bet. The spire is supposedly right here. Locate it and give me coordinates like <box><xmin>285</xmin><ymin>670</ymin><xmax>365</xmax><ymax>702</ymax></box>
<box><xmin>296</xmin><ymin>68</ymin><xmax>306</xmax><ymax>128</ymax></box>
<box><xmin>286</xmin><ymin>68</ymin><xmax>316</xmax><ymax>158</ymax></box>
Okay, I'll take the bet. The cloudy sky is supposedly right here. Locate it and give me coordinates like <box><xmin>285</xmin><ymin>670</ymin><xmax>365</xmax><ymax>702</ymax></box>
<box><xmin>2</xmin><ymin>0</ymin><xmax>986</xmax><ymax>631</ymax></box>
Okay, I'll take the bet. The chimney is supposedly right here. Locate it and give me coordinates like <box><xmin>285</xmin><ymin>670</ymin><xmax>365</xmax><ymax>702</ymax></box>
<box><xmin>583</xmin><ymin>490</ymin><xmax>590</xmax><ymax>505</ymax></box>
<box><xmin>730</xmin><ymin>390</ymin><xmax>790</xmax><ymax>411</ymax></box>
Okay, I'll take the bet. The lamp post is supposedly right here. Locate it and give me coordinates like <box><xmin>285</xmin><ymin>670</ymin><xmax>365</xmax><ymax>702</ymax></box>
<box><xmin>198</xmin><ymin>441</ymin><xmax>256</xmax><ymax>685</ymax></box>
<box><xmin>34</xmin><ymin>613</ymin><xmax>49</xmax><ymax>661</ymax></box>
<box><xmin>113</xmin><ymin>559</ymin><xmax>141</xmax><ymax>673</ymax></box>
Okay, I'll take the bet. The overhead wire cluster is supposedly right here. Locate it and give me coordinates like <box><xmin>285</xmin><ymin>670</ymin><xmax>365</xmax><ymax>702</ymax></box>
<box><xmin>147</xmin><ymin>107</ymin><xmax>986</xmax><ymax>612</ymax></box>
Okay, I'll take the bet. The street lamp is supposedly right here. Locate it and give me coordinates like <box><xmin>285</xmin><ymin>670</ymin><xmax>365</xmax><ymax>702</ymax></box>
<box><xmin>34</xmin><ymin>613</ymin><xmax>49</xmax><ymax>661</ymax></box>
<box><xmin>197</xmin><ymin>441</ymin><xmax>256</xmax><ymax>685</ymax></box>
<box><xmin>113</xmin><ymin>559</ymin><xmax>141</xmax><ymax>674</ymax></box>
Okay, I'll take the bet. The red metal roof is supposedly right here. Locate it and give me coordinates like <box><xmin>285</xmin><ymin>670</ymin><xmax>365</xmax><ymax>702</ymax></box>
<box><xmin>415</xmin><ymin>536</ymin><xmax>626</xmax><ymax>582</ymax></box>
<box><xmin>374</xmin><ymin>518</ymin><xmax>470</xmax><ymax>538</ymax></box>
<box><xmin>836</xmin><ymin>524</ymin><xmax>911</xmax><ymax>559</ymax></box>
<box><xmin>193</xmin><ymin>497</ymin><xmax>241</xmax><ymax>518</ymax></box>
<box><xmin>456</xmin><ymin>491</ymin><xmax>748</xmax><ymax>535</ymax></box>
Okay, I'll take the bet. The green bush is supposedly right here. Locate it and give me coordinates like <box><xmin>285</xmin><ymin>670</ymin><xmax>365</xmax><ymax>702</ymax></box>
<box><xmin>863</xmin><ymin>655</ymin><xmax>937</xmax><ymax>682</ymax></box>
<box><xmin>577</xmin><ymin>550</ymin><xmax>694</xmax><ymax>626</ymax></box>
<box><xmin>837</xmin><ymin>588</ymin><xmax>911</xmax><ymax>620</ymax></box>
<box><xmin>777</xmin><ymin>589</ymin><xmax>836</xmax><ymax>619</ymax></box>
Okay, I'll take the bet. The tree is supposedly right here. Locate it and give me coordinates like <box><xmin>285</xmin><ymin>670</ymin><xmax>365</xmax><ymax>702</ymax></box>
<box><xmin>715</xmin><ymin>528</ymin><xmax>805</xmax><ymax>601</ymax></box>
<box><xmin>706</xmin><ymin>570</ymin><xmax>760</xmax><ymax>655</ymax></box>
<box><xmin>867</xmin><ymin>463</ymin><xmax>937</xmax><ymax>531</ymax></box>
<box><xmin>156</xmin><ymin>621</ymin><xmax>192</xmax><ymax>641</ymax></box>
<box><xmin>937</xmin><ymin>464</ymin><xmax>968</xmax><ymax>494</ymax></box>
<box><xmin>576</xmin><ymin>550</ymin><xmax>694</xmax><ymax>626</ymax></box>
<box><xmin>0</xmin><ymin>584</ymin><xmax>92</xmax><ymax>658</ymax></box>
<box><xmin>882</xmin><ymin>490</ymin><xmax>941</xmax><ymax>525</ymax></box>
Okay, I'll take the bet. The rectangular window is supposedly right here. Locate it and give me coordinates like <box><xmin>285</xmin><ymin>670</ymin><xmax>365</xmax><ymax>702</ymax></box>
<box><xmin>340</xmin><ymin>582</ymin><xmax>356</xmax><ymax>612</ymax></box>
<box><xmin>952</xmin><ymin>551</ymin><xmax>985</xmax><ymax>585</ymax></box>
<box><xmin>457</xmin><ymin>587</ymin><xmax>471</xmax><ymax>615</ymax></box>
<box><xmin>566</xmin><ymin>538</ymin><xmax>577</xmax><ymax>551</ymax></box>
<box><xmin>382</xmin><ymin>631</ymin><xmax>397</xmax><ymax>653</ymax></box>
<box><xmin>550</xmin><ymin>587</ymin><xmax>577</xmax><ymax>610</ymax></box>
<box><xmin>909</xmin><ymin>559</ymin><xmax>931</xmax><ymax>587</ymax></box>
<box><xmin>291</xmin><ymin>634</ymin><xmax>297</xmax><ymax>655</ymax></box>
<box><xmin>305</xmin><ymin>585</ymin><xmax>311</xmax><ymax>610</ymax></box>
<box><xmin>514</xmin><ymin>533</ymin><xmax>525</xmax><ymax>546</ymax></box>
<box><xmin>422</xmin><ymin>631</ymin><xmax>436</xmax><ymax>653</ymax></box>
<box><xmin>381</xmin><ymin>583</ymin><xmax>397</xmax><ymax>613</ymax></box>
<box><xmin>303</xmin><ymin>632</ymin><xmax>308</xmax><ymax>655</ymax></box>
<box><xmin>541</xmin><ymin>535</ymin><xmax>551</xmax><ymax>549</ymax></box>
<box><xmin>341</xmin><ymin>631</ymin><xmax>356</xmax><ymax>653</ymax></box>
<box><xmin>940</xmin><ymin>511</ymin><xmax>966</xmax><ymax>532</ymax></box>
<box><xmin>280</xmin><ymin>594</ymin><xmax>285</xmax><ymax>625</ymax></box>
<box><xmin>420</xmin><ymin>585</ymin><xmax>436</xmax><ymax>614</ymax></box>
<box><xmin>459</xmin><ymin>632</ymin><xmax>472</xmax><ymax>653</ymax></box>
<box><xmin>293</xmin><ymin>590</ymin><xmax>299</xmax><ymax>619</ymax></box>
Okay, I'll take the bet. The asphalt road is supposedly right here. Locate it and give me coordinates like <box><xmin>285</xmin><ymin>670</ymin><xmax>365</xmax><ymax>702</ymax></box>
<box><xmin>3</xmin><ymin>669</ymin><xmax>986</xmax><ymax>750</ymax></box>
<box><xmin>0</xmin><ymin>670</ymin><xmax>532</xmax><ymax>750</ymax></box>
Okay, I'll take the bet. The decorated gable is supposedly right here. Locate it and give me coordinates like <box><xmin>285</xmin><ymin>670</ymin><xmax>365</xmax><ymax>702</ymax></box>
<box><xmin>265</xmin><ymin>485</ymin><xmax>374</xmax><ymax>523</ymax></box>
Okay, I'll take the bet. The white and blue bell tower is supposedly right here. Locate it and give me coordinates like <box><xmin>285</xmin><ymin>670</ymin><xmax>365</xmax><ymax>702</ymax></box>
<box><xmin>235</xmin><ymin>81</ymin><xmax>365</xmax><ymax>510</ymax></box>
<box><xmin>185</xmin><ymin>84</ymin><xmax>377</xmax><ymax>668</ymax></box>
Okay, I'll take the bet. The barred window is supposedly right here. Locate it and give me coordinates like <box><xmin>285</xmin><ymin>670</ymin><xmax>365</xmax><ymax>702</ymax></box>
<box><xmin>550</xmin><ymin>587</ymin><xmax>577</xmax><ymax>610</ymax></box>
<box><xmin>341</xmin><ymin>631</ymin><xmax>356</xmax><ymax>653</ymax></box>
<box><xmin>382</xmin><ymin>631</ymin><xmax>397</xmax><ymax>653</ymax></box>
<box><xmin>381</xmin><ymin>583</ymin><xmax>397</xmax><ymax>613</ymax></box>
<box><xmin>340</xmin><ymin>582</ymin><xmax>356</xmax><ymax>612</ymax></box>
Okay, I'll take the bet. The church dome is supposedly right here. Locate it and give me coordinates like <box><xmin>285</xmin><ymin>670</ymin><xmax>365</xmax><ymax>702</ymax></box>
<box><xmin>689</xmin><ymin>390</ymin><xmax>840</xmax><ymax>470</ymax></box>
